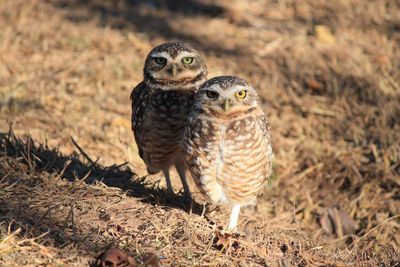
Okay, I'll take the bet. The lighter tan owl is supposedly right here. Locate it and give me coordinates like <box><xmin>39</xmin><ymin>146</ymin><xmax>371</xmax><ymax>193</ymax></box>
<box><xmin>182</xmin><ymin>76</ymin><xmax>273</xmax><ymax>231</ymax></box>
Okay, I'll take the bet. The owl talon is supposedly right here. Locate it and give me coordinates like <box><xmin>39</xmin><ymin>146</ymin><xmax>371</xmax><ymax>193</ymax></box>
<box><xmin>162</xmin><ymin>187</ymin><xmax>176</xmax><ymax>203</ymax></box>
<box><xmin>166</xmin><ymin>187</ymin><xmax>175</xmax><ymax>196</ymax></box>
<box><xmin>180</xmin><ymin>186</ymin><xmax>191</xmax><ymax>198</ymax></box>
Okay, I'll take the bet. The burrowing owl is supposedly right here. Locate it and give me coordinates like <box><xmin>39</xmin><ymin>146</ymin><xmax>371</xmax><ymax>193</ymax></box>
<box><xmin>182</xmin><ymin>76</ymin><xmax>273</xmax><ymax>231</ymax></box>
<box><xmin>130</xmin><ymin>41</ymin><xmax>207</xmax><ymax>199</ymax></box>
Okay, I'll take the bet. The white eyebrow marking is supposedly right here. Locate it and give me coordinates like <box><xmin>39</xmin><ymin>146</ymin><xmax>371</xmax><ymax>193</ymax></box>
<box><xmin>152</xmin><ymin>51</ymin><xmax>198</xmax><ymax>63</ymax></box>
<box><xmin>206</xmin><ymin>84</ymin><xmax>222</xmax><ymax>92</ymax></box>
<box><xmin>202</xmin><ymin>84</ymin><xmax>251</xmax><ymax>98</ymax></box>
<box><xmin>231</xmin><ymin>85</ymin><xmax>249</xmax><ymax>92</ymax></box>
<box><xmin>151</xmin><ymin>52</ymin><xmax>173</xmax><ymax>61</ymax></box>
<box><xmin>176</xmin><ymin>51</ymin><xmax>198</xmax><ymax>60</ymax></box>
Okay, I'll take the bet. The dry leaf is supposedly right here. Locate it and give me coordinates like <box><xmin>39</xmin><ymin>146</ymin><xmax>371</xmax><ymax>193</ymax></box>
<box><xmin>95</xmin><ymin>247</ymin><xmax>137</xmax><ymax>267</ymax></box>
<box><xmin>111</xmin><ymin>117</ymin><xmax>131</xmax><ymax>129</ymax></box>
<box><xmin>140</xmin><ymin>252</ymin><xmax>161</xmax><ymax>267</ymax></box>
<box><xmin>306</xmin><ymin>78</ymin><xmax>322</xmax><ymax>91</ymax></box>
<box><xmin>315</xmin><ymin>25</ymin><xmax>336</xmax><ymax>44</ymax></box>
<box><xmin>215</xmin><ymin>230</ymin><xmax>233</xmax><ymax>248</ymax></box>
<box><xmin>373</xmin><ymin>55</ymin><xmax>390</xmax><ymax>66</ymax></box>
<box><xmin>320</xmin><ymin>207</ymin><xmax>358</xmax><ymax>237</ymax></box>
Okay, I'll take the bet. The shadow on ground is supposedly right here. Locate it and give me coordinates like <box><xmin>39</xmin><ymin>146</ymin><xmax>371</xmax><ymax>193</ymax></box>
<box><xmin>50</xmin><ymin>0</ymin><xmax>242</xmax><ymax>56</ymax></box>
<box><xmin>0</xmin><ymin>128</ymin><xmax>210</xmax><ymax>264</ymax></box>
<box><xmin>0</xmin><ymin>128</ymin><xmax>200</xmax><ymax>211</ymax></box>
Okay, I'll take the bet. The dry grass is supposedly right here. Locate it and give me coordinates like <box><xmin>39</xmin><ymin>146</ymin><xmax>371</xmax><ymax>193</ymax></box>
<box><xmin>0</xmin><ymin>0</ymin><xmax>399</xmax><ymax>265</ymax></box>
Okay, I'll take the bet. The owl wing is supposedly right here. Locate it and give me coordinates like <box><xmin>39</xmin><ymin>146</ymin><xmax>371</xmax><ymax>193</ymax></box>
<box><xmin>181</xmin><ymin>112</ymin><xmax>218</xmax><ymax>202</ymax></box>
<box><xmin>130</xmin><ymin>81</ymin><xmax>151</xmax><ymax>159</ymax></box>
<box><xmin>257</xmin><ymin>113</ymin><xmax>273</xmax><ymax>179</ymax></box>
<box><xmin>258</xmin><ymin>114</ymin><xmax>271</xmax><ymax>142</ymax></box>
<box><xmin>181</xmin><ymin>111</ymin><xmax>198</xmax><ymax>163</ymax></box>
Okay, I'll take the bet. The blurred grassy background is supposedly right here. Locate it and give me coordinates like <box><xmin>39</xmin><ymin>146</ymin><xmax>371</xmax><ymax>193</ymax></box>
<box><xmin>0</xmin><ymin>0</ymin><xmax>399</xmax><ymax>265</ymax></box>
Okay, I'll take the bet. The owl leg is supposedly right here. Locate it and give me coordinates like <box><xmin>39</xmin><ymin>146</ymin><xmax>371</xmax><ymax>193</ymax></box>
<box><xmin>175</xmin><ymin>162</ymin><xmax>191</xmax><ymax>200</ymax></box>
<box><xmin>162</xmin><ymin>167</ymin><xmax>174</xmax><ymax>195</ymax></box>
<box><xmin>226</xmin><ymin>204</ymin><xmax>241</xmax><ymax>232</ymax></box>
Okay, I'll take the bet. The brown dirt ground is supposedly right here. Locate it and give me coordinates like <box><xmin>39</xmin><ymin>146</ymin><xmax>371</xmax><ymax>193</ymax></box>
<box><xmin>1</xmin><ymin>0</ymin><xmax>399</xmax><ymax>266</ymax></box>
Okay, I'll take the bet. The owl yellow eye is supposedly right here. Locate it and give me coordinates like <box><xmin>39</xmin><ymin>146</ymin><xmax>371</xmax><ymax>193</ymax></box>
<box><xmin>235</xmin><ymin>90</ymin><xmax>247</xmax><ymax>99</ymax></box>
<box><xmin>154</xmin><ymin>57</ymin><xmax>167</xmax><ymax>65</ymax></box>
<box><xmin>182</xmin><ymin>57</ymin><xmax>194</xmax><ymax>64</ymax></box>
<box><xmin>206</xmin><ymin>90</ymin><xmax>219</xmax><ymax>99</ymax></box>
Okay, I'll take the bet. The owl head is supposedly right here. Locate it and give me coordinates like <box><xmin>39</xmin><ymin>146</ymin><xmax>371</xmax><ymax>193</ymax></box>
<box><xmin>143</xmin><ymin>41</ymin><xmax>207</xmax><ymax>90</ymax></box>
<box><xmin>195</xmin><ymin>76</ymin><xmax>260</xmax><ymax>115</ymax></box>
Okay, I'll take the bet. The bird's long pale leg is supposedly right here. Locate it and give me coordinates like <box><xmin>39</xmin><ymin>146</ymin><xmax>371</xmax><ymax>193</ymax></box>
<box><xmin>226</xmin><ymin>204</ymin><xmax>241</xmax><ymax>232</ymax></box>
<box><xmin>175</xmin><ymin>162</ymin><xmax>191</xmax><ymax>200</ymax></box>
<box><xmin>162</xmin><ymin>167</ymin><xmax>174</xmax><ymax>195</ymax></box>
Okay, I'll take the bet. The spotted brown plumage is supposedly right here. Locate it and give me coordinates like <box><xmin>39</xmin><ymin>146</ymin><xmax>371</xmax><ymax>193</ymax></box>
<box><xmin>130</xmin><ymin>41</ymin><xmax>207</xmax><ymax>199</ymax></box>
<box><xmin>182</xmin><ymin>76</ymin><xmax>273</xmax><ymax>231</ymax></box>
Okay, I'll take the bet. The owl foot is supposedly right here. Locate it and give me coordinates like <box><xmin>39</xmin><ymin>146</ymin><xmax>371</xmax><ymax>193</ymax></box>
<box><xmin>162</xmin><ymin>167</ymin><xmax>175</xmax><ymax>198</ymax></box>
<box><xmin>163</xmin><ymin>186</ymin><xmax>176</xmax><ymax>201</ymax></box>
<box><xmin>224</xmin><ymin>204</ymin><xmax>241</xmax><ymax>233</ymax></box>
<box><xmin>180</xmin><ymin>189</ymin><xmax>192</xmax><ymax>203</ymax></box>
<box><xmin>175</xmin><ymin>162</ymin><xmax>192</xmax><ymax>203</ymax></box>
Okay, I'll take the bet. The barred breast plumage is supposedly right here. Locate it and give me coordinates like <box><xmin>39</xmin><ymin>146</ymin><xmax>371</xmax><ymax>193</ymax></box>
<box><xmin>133</xmin><ymin>87</ymin><xmax>194</xmax><ymax>171</ymax></box>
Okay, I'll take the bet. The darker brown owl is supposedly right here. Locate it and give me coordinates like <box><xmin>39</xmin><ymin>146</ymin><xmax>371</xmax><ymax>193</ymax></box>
<box><xmin>130</xmin><ymin>41</ymin><xmax>207</xmax><ymax>199</ymax></box>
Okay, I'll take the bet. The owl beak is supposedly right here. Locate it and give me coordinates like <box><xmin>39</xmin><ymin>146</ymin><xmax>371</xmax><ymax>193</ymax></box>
<box><xmin>223</xmin><ymin>99</ymin><xmax>231</xmax><ymax>112</ymax></box>
<box><xmin>171</xmin><ymin>64</ymin><xmax>178</xmax><ymax>77</ymax></box>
